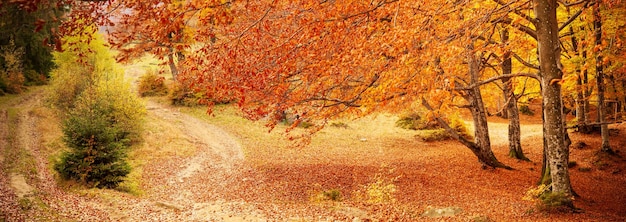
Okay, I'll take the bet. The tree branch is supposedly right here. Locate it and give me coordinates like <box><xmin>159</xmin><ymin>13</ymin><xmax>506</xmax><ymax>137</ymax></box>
<box><xmin>454</xmin><ymin>72</ymin><xmax>539</xmax><ymax>90</ymax></box>
<box><xmin>512</xmin><ymin>53</ymin><xmax>539</xmax><ymax>70</ymax></box>
<box><xmin>492</xmin><ymin>0</ymin><xmax>536</xmax><ymax>24</ymax></box>
<box><xmin>558</xmin><ymin>1</ymin><xmax>593</xmax><ymax>31</ymax></box>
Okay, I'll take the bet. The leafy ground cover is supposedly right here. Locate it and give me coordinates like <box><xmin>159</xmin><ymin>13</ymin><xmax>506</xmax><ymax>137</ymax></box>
<box><xmin>0</xmin><ymin>71</ymin><xmax>625</xmax><ymax>221</ymax></box>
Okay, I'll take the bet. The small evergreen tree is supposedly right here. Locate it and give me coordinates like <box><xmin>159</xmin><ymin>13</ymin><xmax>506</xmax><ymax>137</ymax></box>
<box><xmin>54</xmin><ymin>88</ymin><xmax>131</xmax><ymax>188</ymax></box>
<box><xmin>51</xmin><ymin>28</ymin><xmax>144</xmax><ymax>189</ymax></box>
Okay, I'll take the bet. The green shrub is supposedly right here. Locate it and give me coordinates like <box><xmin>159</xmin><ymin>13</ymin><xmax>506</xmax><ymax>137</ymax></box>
<box><xmin>396</xmin><ymin>112</ymin><xmax>439</xmax><ymax>130</ymax></box>
<box><xmin>311</xmin><ymin>189</ymin><xmax>342</xmax><ymax>202</ymax></box>
<box><xmin>403</xmin><ymin>110</ymin><xmax>472</xmax><ymax>142</ymax></box>
<box><xmin>519</xmin><ymin>105</ymin><xmax>534</xmax><ymax>116</ymax></box>
<box><xmin>23</xmin><ymin>69</ymin><xmax>47</xmax><ymax>86</ymax></box>
<box><xmin>138</xmin><ymin>69</ymin><xmax>167</xmax><ymax>97</ymax></box>
<box><xmin>168</xmin><ymin>81</ymin><xmax>203</xmax><ymax>106</ymax></box>
<box><xmin>51</xmin><ymin>29</ymin><xmax>145</xmax><ymax>189</ymax></box>
<box><xmin>54</xmin><ymin>88</ymin><xmax>132</xmax><ymax>188</ymax></box>
<box><xmin>0</xmin><ymin>41</ymin><xmax>26</xmax><ymax>94</ymax></box>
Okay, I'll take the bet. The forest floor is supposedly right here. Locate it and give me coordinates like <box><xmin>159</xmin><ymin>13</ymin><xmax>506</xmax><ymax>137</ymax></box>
<box><xmin>1</xmin><ymin>68</ymin><xmax>626</xmax><ymax>221</ymax></box>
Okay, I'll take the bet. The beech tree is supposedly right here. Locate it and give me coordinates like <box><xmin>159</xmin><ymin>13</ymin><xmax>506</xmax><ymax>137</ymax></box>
<box><xmin>534</xmin><ymin>0</ymin><xmax>574</xmax><ymax>202</ymax></box>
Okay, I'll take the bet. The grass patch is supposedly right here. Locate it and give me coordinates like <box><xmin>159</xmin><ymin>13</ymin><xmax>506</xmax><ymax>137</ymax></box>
<box><xmin>311</xmin><ymin>188</ymin><xmax>342</xmax><ymax>202</ymax></box>
<box><xmin>116</xmin><ymin>144</ymin><xmax>145</xmax><ymax>196</ymax></box>
<box><xmin>415</xmin><ymin>129</ymin><xmax>450</xmax><ymax>142</ymax></box>
<box><xmin>329</xmin><ymin>121</ymin><xmax>349</xmax><ymax>128</ymax></box>
<box><xmin>172</xmin><ymin>103</ymin><xmax>419</xmax><ymax>165</ymax></box>
<box><xmin>137</xmin><ymin>114</ymin><xmax>199</xmax><ymax>160</ymax></box>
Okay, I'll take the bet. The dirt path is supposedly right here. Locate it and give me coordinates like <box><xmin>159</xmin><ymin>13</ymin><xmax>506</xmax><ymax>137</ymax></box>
<box><xmin>127</xmin><ymin>100</ymin><xmax>261</xmax><ymax>221</ymax></box>
<box><xmin>0</xmin><ymin>87</ymin><xmax>264</xmax><ymax>221</ymax></box>
<box><xmin>0</xmin><ymin>89</ymin><xmax>111</xmax><ymax>221</ymax></box>
<box><xmin>486</xmin><ymin>122</ymin><xmax>544</xmax><ymax>147</ymax></box>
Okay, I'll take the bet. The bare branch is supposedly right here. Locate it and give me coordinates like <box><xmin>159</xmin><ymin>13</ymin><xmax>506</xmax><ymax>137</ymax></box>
<box><xmin>512</xmin><ymin>53</ymin><xmax>539</xmax><ymax>70</ymax></box>
<box><xmin>492</xmin><ymin>0</ymin><xmax>536</xmax><ymax>24</ymax></box>
<box><xmin>455</xmin><ymin>72</ymin><xmax>539</xmax><ymax>90</ymax></box>
<box><xmin>558</xmin><ymin>1</ymin><xmax>593</xmax><ymax>31</ymax></box>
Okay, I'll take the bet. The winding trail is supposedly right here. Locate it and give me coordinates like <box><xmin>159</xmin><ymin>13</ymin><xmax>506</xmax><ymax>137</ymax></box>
<box><xmin>0</xmin><ymin>89</ymin><xmax>111</xmax><ymax>221</ymax></box>
<box><xmin>96</xmin><ymin>100</ymin><xmax>264</xmax><ymax>221</ymax></box>
<box><xmin>0</xmin><ymin>87</ymin><xmax>265</xmax><ymax>221</ymax></box>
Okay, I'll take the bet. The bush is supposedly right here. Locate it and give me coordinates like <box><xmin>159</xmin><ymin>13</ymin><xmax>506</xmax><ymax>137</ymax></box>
<box><xmin>401</xmin><ymin>110</ymin><xmax>472</xmax><ymax>142</ymax></box>
<box><xmin>415</xmin><ymin>129</ymin><xmax>450</xmax><ymax>142</ymax></box>
<box><xmin>54</xmin><ymin>88</ymin><xmax>132</xmax><ymax>188</ymax></box>
<box><xmin>396</xmin><ymin>112</ymin><xmax>439</xmax><ymax>130</ymax></box>
<box><xmin>449</xmin><ymin>115</ymin><xmax>473</xmax><ymax>140</ymax></box>
<box><xmin>23</xmin><ymin>69</ymin><xmax>47</xmax><ymax>86</ymax></box>
<box><xmin>523</xmin><ymin>184</ymin><xmax>574</xmax><ymax>211</ymax></box>
<box><xmin>168</xmin><ymin>81</ymin><xmax>203</xmax><ymax>106</ymax></box>
<box><xmin>137</xmin><ymin>69</ymin><xmax>167</xmax><ymax>97</ymax></box>
<box><xmin>519</xmin><ymin>105</ymin><xmax>534</xmax><ymax>116</ymax></box>
<box><xmin>311</xmin><ymin>189</ymin><xmax>342</xmax><ymax>202</ymax></box>
<box><xmin>0</xmin><ymin>41</ymin><xmax>26</xmax><ymax>94</ymax></box>
<box><xmin>48</xmin><ymin>25</ymin><xmax>116</xmax><ymax>111</ymax></box>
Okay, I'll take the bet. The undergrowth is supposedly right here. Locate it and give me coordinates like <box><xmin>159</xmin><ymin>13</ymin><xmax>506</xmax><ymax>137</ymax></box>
<box><xmin>137</xmin><ymin>69</ymin><xmax>167</xmax><ymax>97</ymax></box>
<box><xmin>523</xmin><ymin>184</ymin><xmax>575</xmax><ymax>212</ymax></box>
<box><xmin>398</xmin><ymin>110</ymin><xmax>472</xmax><ymax>142</ymax></box>
<box><xmin>354</xmin><ymin>167</ymin><xmax>399</xmax><ymax>204</ymax></box>
<box><xmin>311</xmin><ymin>188</ymin><xmax>342</xmax><ymax>202</ymax></box>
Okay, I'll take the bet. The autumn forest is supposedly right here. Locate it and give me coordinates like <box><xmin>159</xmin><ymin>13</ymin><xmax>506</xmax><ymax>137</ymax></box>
<box><xmin>1</xmin><ymin>0</ymin><xmax>626</xmax><ymax>221</ymax></box>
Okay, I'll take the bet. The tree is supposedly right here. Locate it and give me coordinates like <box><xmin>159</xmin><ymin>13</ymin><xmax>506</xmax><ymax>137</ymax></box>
<box><xmin>105</xmin><ymin>0</ymin><xmax>219</xmax><ymax>80</ymax></box>
<box><xmin>0</xmin><ymin>0</ymin><xmax>62</xmax><ymax>91</ymax></box>
<box><xmin>533</xmin><ymin>0</ymin><xmax>574</xmax><ymax>203</ymax></box>
<box><xmin>499</xmin><ymin>27</ymin><xmax>528</xmax><ymax>161</ymax></box>
<box><xmin>593</xmin><ymin>1</ymin><xmax>614</xmax><ymax>153</ymax></box>
<box><xmin>51</xmin><ymin>28</ymin><xmax>145</xmax><ymax>188</ymax></box>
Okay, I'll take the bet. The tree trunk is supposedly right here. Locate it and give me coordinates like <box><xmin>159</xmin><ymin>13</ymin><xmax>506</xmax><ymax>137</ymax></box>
<box><xmin>583</xmin><ymin>41</ymin><xmax>592</xmax><ymax>131</ymax></box>
<box><xmin>570</xmin><ymin>21</ymin><xmax>591</xmax><ymax>133</ymax></box>
<box><xmin>500</xmin><ymin>28</ymin><xmax>528</xmax><ymax>161</ymax></box>
<box><xmin>422</xmin><ymin>96</ymin><xmax>510</xmax><ymax>169</ymax></box>
<box><xmin>539</xmin><ymin>142</ymin><xmax>551</xmax><ymax>185</ymax></box>
<box><xmin>594</xmin><ymin>2</ymin><xmax>613</xmax><ymax>153</ymax></box>
<box><xmin>422</xmin><ymin>45</ymin><xmax>510</xmax><ymax>169</ymax></box>
<box><xmin>168</xmin><ymin>47</ymin><xmax>179</xmax><ymax>80</ymax></box>
<box><xmin>533</xmin><ymin>0</ymin><xmax>573</xmax><ymax>200</ymax></box>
